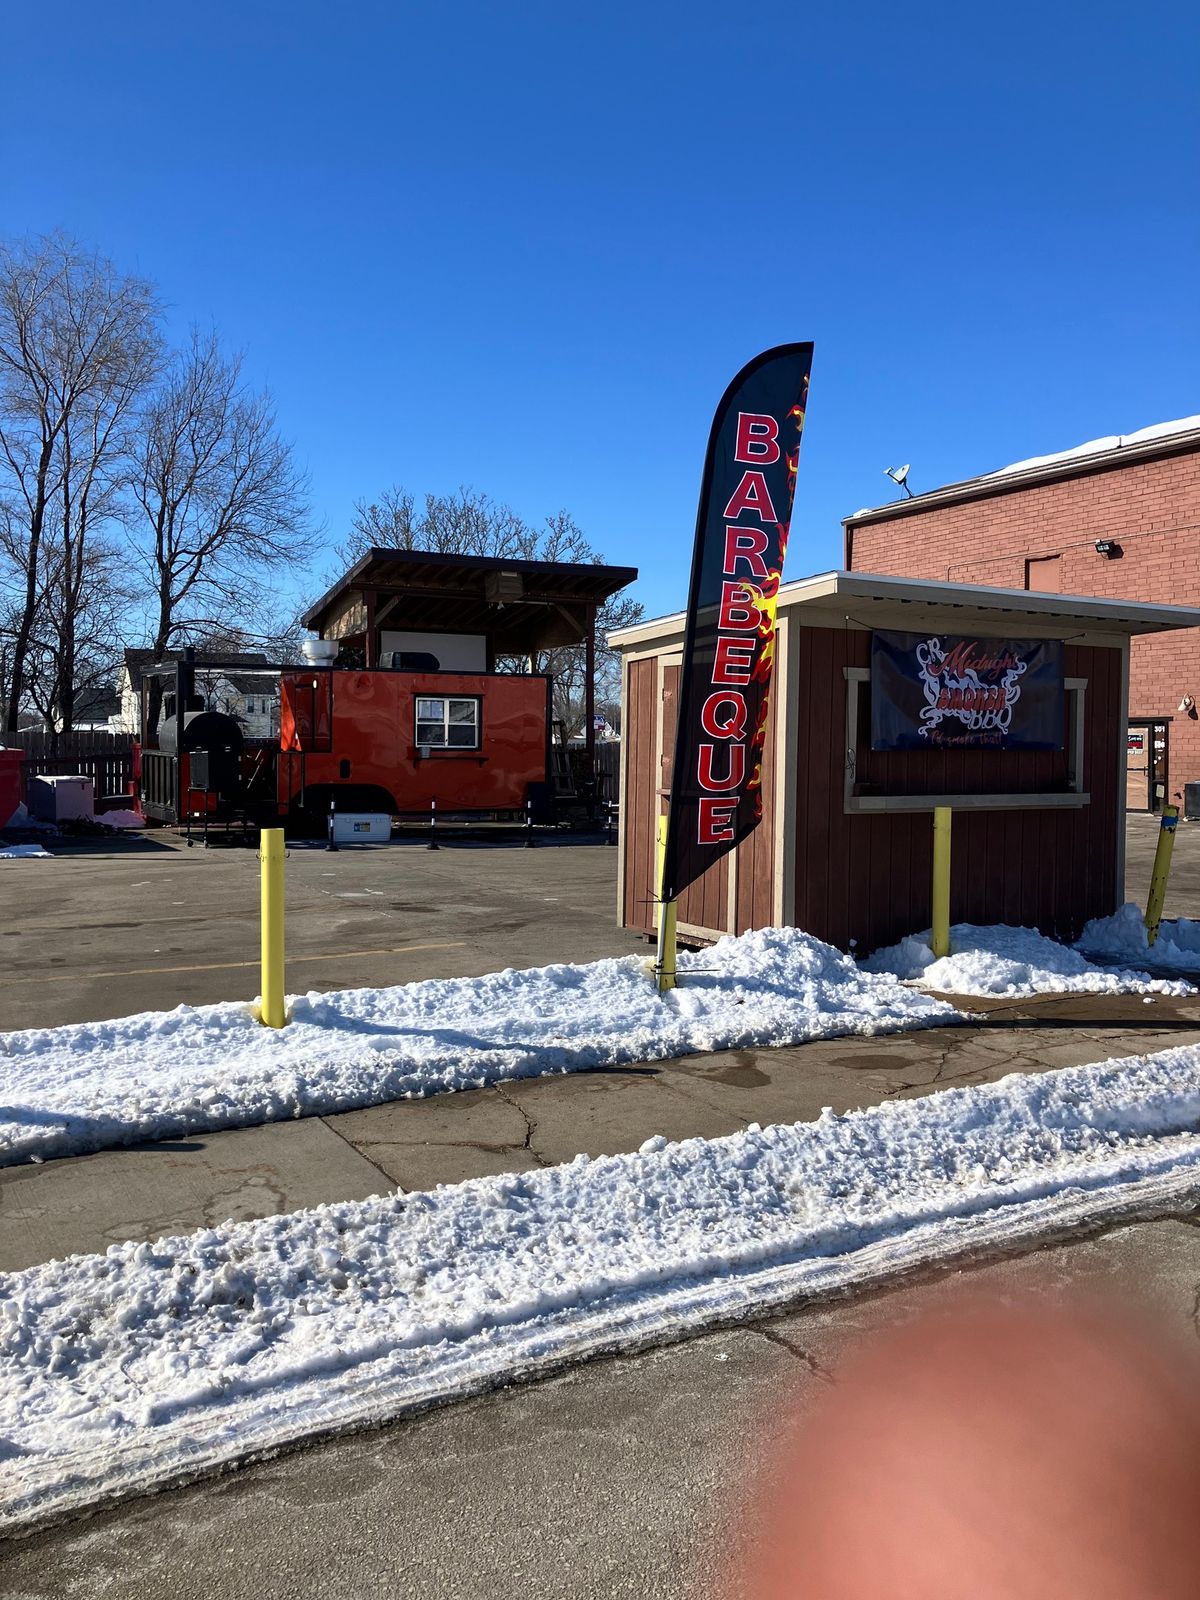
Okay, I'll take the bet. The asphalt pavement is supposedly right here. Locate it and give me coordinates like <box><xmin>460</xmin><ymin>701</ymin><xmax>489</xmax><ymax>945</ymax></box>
<box><xmin>0</xmin><ymin>831</ymin><xmax>639</xmax><ymax>1033</ymax></box>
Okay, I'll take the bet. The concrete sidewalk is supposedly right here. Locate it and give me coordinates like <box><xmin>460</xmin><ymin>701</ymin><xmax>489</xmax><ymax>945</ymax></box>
<box><xmin>4</xmin><ymin>988</ymin><xmax>1200</xmax><ymax>1274</ymax></box>
<box><xmin>4</xmin><ymin>1203</ymin><xmax>1199</xmax><ymax>1598</ymax></box>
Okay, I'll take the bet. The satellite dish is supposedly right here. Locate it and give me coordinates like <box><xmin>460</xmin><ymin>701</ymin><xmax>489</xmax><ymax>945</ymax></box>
<box><xmin>885</xmin><ymin>463</ymin><xmax>914</xmax><ymax>497</ymax></box>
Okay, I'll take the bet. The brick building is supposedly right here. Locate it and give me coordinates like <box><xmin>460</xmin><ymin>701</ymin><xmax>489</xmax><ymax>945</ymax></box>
<box><xmin>844</xmin><ymin>416</ymin><xmax>1200</xmax><ymax>812</ymax></box>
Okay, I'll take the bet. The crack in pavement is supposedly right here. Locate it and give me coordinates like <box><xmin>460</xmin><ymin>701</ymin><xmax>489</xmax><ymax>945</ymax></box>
<box><xmin>317</xmin><ymin>1117</ymin><xmax>401</xmax><ymax>1190</ymax></box>
<box><xmin>882</xmin><ymin>1039</ymin><xmax>1052</xmax><ymax>1100</ymax></box>
<box><xmin>491</xmin><ymin>1084</ymin><xmax>551</xmax><ymax>1167</ymax></box>
<box><xmin>354</xmin><ymin>1137</ymin><xmax>528</xmax><ymax>1158</ymax></box>
<box><xmin>754</xmin><ymin>1325</ymin><xmax>837</xmax><ymax>1384</ymax></box>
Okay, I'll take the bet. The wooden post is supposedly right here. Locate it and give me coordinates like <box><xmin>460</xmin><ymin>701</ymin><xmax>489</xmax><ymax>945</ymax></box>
<box><xmin>364</xmin><ymin>590</ymin><xmax>378</xmax><ymax>669</ymax></box>
<box><xmin>584</xmin><ymin>603</ymin><xmax>597</xmax><ymax>817</ymax></box>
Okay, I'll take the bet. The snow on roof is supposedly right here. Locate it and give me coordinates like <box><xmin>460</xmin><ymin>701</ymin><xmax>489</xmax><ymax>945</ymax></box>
<box><xmin>982</xmin><ymin>414</ymin><xmax>1200</xmax><ymax>481</ymax></box>
<box><xmin>846</xmin><ymin>412</ymin><xmax>1200</xmax><ymax>520</ymax></box>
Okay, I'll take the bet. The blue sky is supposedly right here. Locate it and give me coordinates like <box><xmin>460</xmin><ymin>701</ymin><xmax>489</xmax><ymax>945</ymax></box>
<box><xmin>1</xmin><ymin>1</ymin><xmax>1196</xmax><ymax>622</ymax></box>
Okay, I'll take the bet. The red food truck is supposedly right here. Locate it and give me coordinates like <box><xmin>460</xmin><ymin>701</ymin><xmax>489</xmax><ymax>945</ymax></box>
<box><xmin>135</xmin><ymin>549</ymin><xmax>637</xmax><ymax>834</ymax></box>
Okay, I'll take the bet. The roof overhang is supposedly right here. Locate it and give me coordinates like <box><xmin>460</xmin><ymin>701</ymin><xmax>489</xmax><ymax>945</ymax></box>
<box><xmin>609</xmin><ymin>570</ymin><xmax>1200</xmax><ymax>651</ymax></box>
<box><xmin>304</xmin><ymin>547</ymin><xmax>638</xmax><ymax>653</ymax></box>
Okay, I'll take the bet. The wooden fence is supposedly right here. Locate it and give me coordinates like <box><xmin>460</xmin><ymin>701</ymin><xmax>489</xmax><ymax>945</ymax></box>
<box><xmin>4</xmin><ymin>729</ymin><xmax>135</xmax><ymax>802</ymax></box>
<box><xmin>595</xmin><ymin>740</ymin><xmax>620</xmax><ymax>805</ymax></box>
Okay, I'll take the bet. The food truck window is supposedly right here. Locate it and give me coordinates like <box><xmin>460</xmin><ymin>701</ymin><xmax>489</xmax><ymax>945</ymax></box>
<box><xmin>415</xmin><ymin>696</ymin><xmax>481</xmax><ymax>750</ymax></box>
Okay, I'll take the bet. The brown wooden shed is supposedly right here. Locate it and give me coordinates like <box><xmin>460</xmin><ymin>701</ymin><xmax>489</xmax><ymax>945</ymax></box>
<box><xmin>611</xmin><ymin>571</ymin><xmax>1200</xmax><ymax>954</ymax></box>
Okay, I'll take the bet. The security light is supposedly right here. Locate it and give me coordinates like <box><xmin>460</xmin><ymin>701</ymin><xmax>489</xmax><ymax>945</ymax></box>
<box><xmin>885</xmin><ymin>464</ymin><xmax>913</xmax><ymax>498</ymax></box>
<box><xmin>1094</xmin><ymin>539</ymin><xmax>1121</xmax><ymax>557</ymax></box>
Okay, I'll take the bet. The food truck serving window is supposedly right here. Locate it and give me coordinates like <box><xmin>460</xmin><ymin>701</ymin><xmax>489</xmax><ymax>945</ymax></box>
<box><xmin>415</xmin><ymin>696</ymin><xmax>481</xmax><ymax>749</ymax></box>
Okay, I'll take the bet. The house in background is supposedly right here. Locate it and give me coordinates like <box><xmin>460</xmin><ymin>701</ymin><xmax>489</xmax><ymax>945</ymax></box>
<box><xmin>191</xmin><ymin>669</ymin><xmax>280</xmax><ymax>738</ymax></box>
<box><xmin>111</xmin><ymin>649</ymin><xmax>279</xmax><ymax>738</ymax></box>
<box><xmin>843</xmin><ymin>415</ymin><xmax>1200</xmax><ymax>812</ymax></box>
<box><xmin>70</xmin><ymin>687</ymin><xmax>123</xmax><ymax>731</ymax></box>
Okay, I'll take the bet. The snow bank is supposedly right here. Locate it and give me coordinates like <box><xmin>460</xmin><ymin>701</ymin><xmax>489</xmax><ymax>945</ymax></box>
<box><xmin>0</xmin><ymin>927</ymin><xmax>958</xmax><ymax>1167</ymax></box>
<box><xmin>863</xmin><ymin>921</ymin><xmax>1194</xmax><ymax>998</ymax></box>
<box><xmin>6</xmin><ymin>1042</ymin><xmax>1200</xmax><ymax>1529</ymax></box>
<box><xmin>1077</xmin><ymin>903</ymin><xmax>1200</xmax><ymax>975</ymax></box>
<box><xmin>0</xmin><ymin>843</ymin><xmax>51</xmax><ymax>860</ymax></box>
<box><xmin>96</xmin><ymin>808</ymin><xmax>144</xmax><ymax>830</ymax></box>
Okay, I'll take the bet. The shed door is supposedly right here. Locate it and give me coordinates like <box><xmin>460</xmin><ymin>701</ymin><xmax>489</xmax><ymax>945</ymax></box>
<box><xmin>653</xmin><ymin>655</ymin><xmax>785</xmax><ymax>941</ymax></box>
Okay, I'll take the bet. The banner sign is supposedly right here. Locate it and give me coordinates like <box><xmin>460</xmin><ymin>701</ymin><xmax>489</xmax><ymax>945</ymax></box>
<box><xmin>870</xmin><ymin>632</ymin><xmax>1065</xmax><ymax>751</ymax></box>
<box><xmin>661</xmin><ymin>343</ymin><xmax>813</xmax><ymax>902</ymax></box>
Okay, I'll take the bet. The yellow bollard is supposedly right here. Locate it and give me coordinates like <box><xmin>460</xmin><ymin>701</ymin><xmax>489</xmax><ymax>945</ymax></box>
<box><xmin>654</xmin><ymin>814</ymin><xmax>677</xmax><ymax>992</ymax></box>
<box><xmin>931</xmin><ymin>806</ymin><xmax>952</xmax><ymax>959</ymax></box>
<box><xmin>259</xmin><ymin>827</ymin><xmax>287</xmax><ymax>1027</ymax></box>
<box><xmin>1144</xmin><ymin>803</ymin><xmax>1179</xmax><ymax>947</ymax></box>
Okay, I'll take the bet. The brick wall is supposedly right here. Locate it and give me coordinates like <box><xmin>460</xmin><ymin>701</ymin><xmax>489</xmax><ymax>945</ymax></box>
<box><xmin>846</xmin><ymin>445</ymin><xmax>1200</xmax><ymax>804</ymax></box>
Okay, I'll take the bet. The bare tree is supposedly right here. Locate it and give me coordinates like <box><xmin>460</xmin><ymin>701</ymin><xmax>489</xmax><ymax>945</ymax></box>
<box><xmin>330</xmin><ymin>486</ymin><xmax>533</xmax><ymax>574</ymax></box>
<box><xmin>22</xmin><ymin>535</ymin><xmax>132</xmax><ymax>733</ymax></box>
<box><xmin>332</xmin><ymin>487</ymin><xmax>642</xmax><ymax>734</ymax></box>
<box><xmin>0</xmin><ymin>233</ymin><xmax>160</xmax><ymax>730</ymax></box>
<box><xmin>130</xmin><ymin>330</ymin><xmax>312</xmax><ymax>724</ymax></box>
<box><xmin>37</xmin><ymin>368</ymin><xmax>149</xmax><ymax>731</ymax></box>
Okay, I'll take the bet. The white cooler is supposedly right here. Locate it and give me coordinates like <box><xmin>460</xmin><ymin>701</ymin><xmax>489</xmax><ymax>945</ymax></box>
<box><xmin>28</xmin><ymin>774</ymin><xmax>95</xmax><ymax>823</ymax></box>
<box><xmin>329</xmin><ymin>812</ymin><xmax>391</xmax><ymax>844</ymax></box>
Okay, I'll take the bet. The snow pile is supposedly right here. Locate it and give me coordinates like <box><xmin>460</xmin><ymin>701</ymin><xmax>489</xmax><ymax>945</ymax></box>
<box><xmin>0</xmin><ymin>927</ymin><xmax>959</xmax><ymax>1166</ymax></box>
<box><xmin>0</xmin><ymin>843</ymin><xmax>51</xmax><ymax>860</ymax></box>
<box><xmin>1077</xmin><ymin>903</ymin><xmax>1200</xmax><ymax>975</ymax></box>
<box><xmin>863</xmin><ymin>921</ymin><xmax>1194</xmax><ymax>998</ymax></box>
<box><xmin>96</xmin><ymin>808</ymin><xmax>144</xmax><ymax>830</ymax></box>
<box><xmin>7</xmin><ymin>1042</ymin><xmax>1200</xmax><ymax>1529</ymax></box>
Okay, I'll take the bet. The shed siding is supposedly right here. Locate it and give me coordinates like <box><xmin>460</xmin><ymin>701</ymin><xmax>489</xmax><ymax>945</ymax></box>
<box><xmin>620</xmin><ymin>624</ymin><xmax>1122</xmax><ymax>952</ymax></box>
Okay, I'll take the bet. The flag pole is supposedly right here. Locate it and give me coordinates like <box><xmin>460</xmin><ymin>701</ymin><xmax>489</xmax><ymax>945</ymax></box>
<box><xmin>655</xmin><ymin>814</ymin><xmax>677</xmax><ymax>992</ymax></box>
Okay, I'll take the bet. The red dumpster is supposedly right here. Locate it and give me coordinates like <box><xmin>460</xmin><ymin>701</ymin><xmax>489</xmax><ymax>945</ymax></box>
<box><xmin>0</xmin><ymin>747</ymin><xmax>24</xmax><ymax>827</ymax></box>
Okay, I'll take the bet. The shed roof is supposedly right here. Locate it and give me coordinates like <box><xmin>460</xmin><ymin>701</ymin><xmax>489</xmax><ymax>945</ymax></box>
<box><xmin>608</xmin><ymin>570</ymin><xmax>1200</xmax><ymax>651</ymax></box>
<box><xmin>303</xmin><ymin>548</ymin><xmax>638</xmax><ymax>651</ymax></box>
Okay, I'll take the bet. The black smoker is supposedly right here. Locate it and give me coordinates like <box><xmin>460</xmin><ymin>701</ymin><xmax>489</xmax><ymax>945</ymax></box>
<box><xmin>140</xmin><ymin>650</ymin><xmax>247</xmax><ymax>823</ymax></box>
<box><xmin>157</xmin><ymin>710</ymin><xmax>245</xmax><ymax>799</ymax></box>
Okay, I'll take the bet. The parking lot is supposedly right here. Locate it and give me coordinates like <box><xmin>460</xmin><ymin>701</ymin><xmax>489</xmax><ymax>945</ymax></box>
<box><xmin>1</xmin><ymin>812</ymin><xmax>1196</xmax><ymax>1036</ymax></box>
<box><xmin>0</xmin><ymin>833</ymin><xmax>643</xmax><ymax>1033</ymax></box>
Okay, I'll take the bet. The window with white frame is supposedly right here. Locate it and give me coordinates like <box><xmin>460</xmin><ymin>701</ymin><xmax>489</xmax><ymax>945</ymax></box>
<box><xmin>415</xmin><ymin>696</ymin><xmax>481</xmax><ymax>749</ymax></box>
